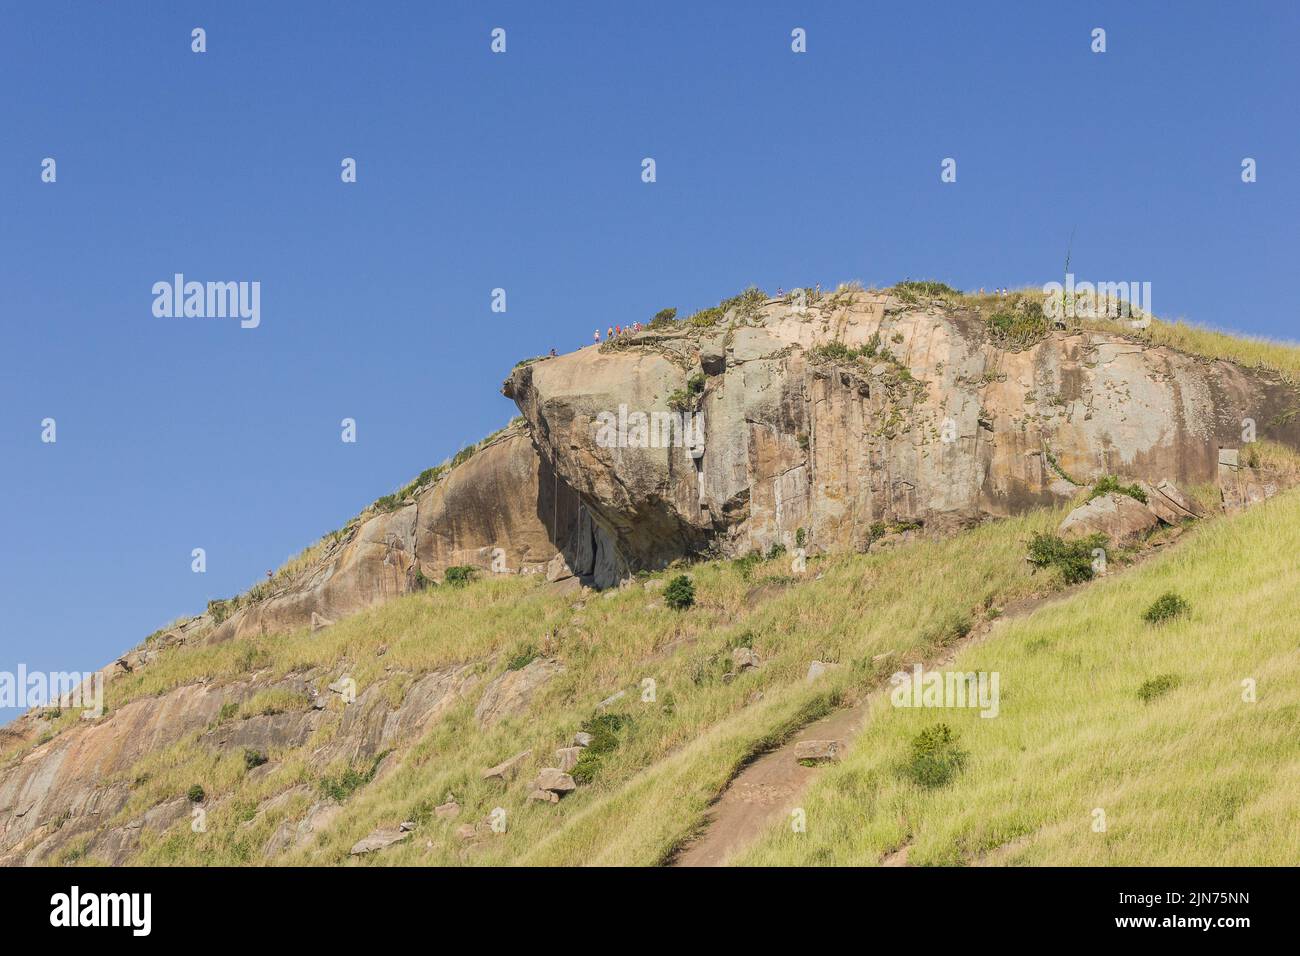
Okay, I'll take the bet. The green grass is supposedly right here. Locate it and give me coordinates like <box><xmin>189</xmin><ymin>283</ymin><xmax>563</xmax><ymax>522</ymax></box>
<box><xmin>735</xmin><ymin>489</ymin><xmax>1300</xmax><ymax>866</ymax></box>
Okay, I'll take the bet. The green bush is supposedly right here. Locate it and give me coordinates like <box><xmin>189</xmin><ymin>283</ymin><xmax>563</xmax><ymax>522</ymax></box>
<box><xmin>664</xmin><ymin>574</ymin><xmax>695</xmax><ymax>610</ymax></box>
<box><xmin>207</xmin><ymin>599</ymin><xmax>234</xmax><ymax>625</ymax></box>
<box><xmin>987</xmin><ymin>305</ymin><xmax>1050</xmax><ymax>349</ymax></box>
<box><xmin>900</xmin><ymin>724</ymin><xmax>968</xmax><ymax>788</ymax></box>
<box><xmin>1143</xmin><ymin>592</ymin><xmax>1190</xmax><ymax>624</ymax></box>
<box><xmin>1026</xmin><ymin>532</ymin><xmax>1108</xmax><ymax>585</ymax></box>
<box><xmin>731</xmin><ymin>551</ymin><xmax>762</xmax><ymax>579</ymax></box>
<box><xmin>795</xmin><ymin>527</ymin><xmax>807</xmax><ymax>548</ymax></box>
<box><xmin>648</xmin><ymin>307</ymin><xmax>678</xmax><ymax>329</ymax></box>
<box><xmin>186</xmin><ymin>784</ymin><xmax>206</xmax><ymax>803</ymax></box>
<box><xmin>319</xmin><ymin>750</ymin><xmax>390</xmax><ymax>802</ymax></box>
<box><xmin>243</xmin><ymin>749</ymin><xmax>268</xmax><ymax>770</ymax></box>
<box><xmin>571</xmin><ymin>713</ymin><xmax>632</xmax><ymax>784</ymax></box>
<box><xmin>896</xmin><ymin>280</ymin><xmax>960</xmax><ymax>298</ymax></box>
<box><xmin>765</xmin><ymin>542</ymin><xmax>787</xmax><ymax>560</ymax></box>
<box><xmin>505</xmin><ymin>643</ymin><xmax>539</xmax><ymax>671</ymax></box>
<box><xmin>1088</xmin><ymin>475</ymin><xmax>1148</xmax><ymax>504</ymax></box>
<box><xmin>1138</xmin><ymin>673</ymin><xmax>1181</xmax><ymax>703</ymax></box>
<box><xmin>444</xmin><ymin>565</ymin><xmax>476</xmax><ymax>587</ymax></box>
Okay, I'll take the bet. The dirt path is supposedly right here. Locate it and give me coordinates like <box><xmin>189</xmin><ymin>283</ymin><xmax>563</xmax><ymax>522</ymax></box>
<box><xmin>668</xmin><ymin>556</ymin><xmax>1161</xmax><ymax>867</ymax></box>
<box><xmin>671</xmin><ymin>697</ymin><xmax>873</xmax><ymax>866</ymax></box>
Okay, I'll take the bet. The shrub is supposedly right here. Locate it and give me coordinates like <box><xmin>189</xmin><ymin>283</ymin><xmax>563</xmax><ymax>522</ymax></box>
<box><xmin>571</xmin><ymin>713</ymin><xmax>632</xmax><ymax>784</ymax></box>
<box><xmin>987</xmin><ymin>306</ymin><xmax>1050</xmax><ymax>349</ymax></box>
<box><xmin>186</xmin><ymin>784</ymin><xmax>206</xmax><ymax>803</ymax></box>
<box><xmin>318</xmin><ymin>750</ymin><xmax>389</xmax><ymax>802</ymax></box>
<box><xmin>765</xmin><ymin>542</ymin><xmax>786</xmax><ymax>560</ymax></box>
<box><xmin>243</xmin><ymin>749</ymin><xmax>268</xmax><ymax>770</ymax></box>
<box><xmin>900</xmin><ymin>724</ymin><xmax>968</xmax><ymax>788</ymax></box>
<box><xmin>1026</xmin><ymin>532</ymin><xmax>1108</xmax><ymax>585</ymax></box>
<box><xmin>664</xmin><ymin>574</ymin><xmax>695</xmax><ymax>610</ymax></box>
<box><xmin>216</xmin><ymin>702</ymin><xmax>238</xmax><ymax>723</ymax></box>
<box><xmin>444</xmin><ymin>565</ymin><xmax>476</xmax><ymax>587</ymax></box>
<box><xmin>1088</xmin><ymin>475</ymin><xmax>1148</xmax><ymax>504</ymax></box>
<box><xmin>795</xmin><ymin>527</ymin><xmax>807</xmax><ymax>548</ymax></box>
<box><xmin>731</xmin><ymin>552</ymin><xmax>762</xmax><ymax>579</ymax></box>
<box><xmin>648</xmin><ymin>307</ymin><xmax>678</xmax><ymax>329</ymax></box>
<box><xmin>1138</xmin><ymin>673</ymin><xmax>1180</xmax><ymax>703</ymax></box>
<box><xmin>505</xmin><ymin>643</ymin><xmax>539</xmax><ymax>671</ymax></box>
<box><xmin>896</xmin><ymin>280</ymin><xmax>960</xmax><ymax>298</ymax></box>
<box><xmin>1143</xmin><ymin>592</ymin><xmax>1190</xmax><ymax>624</ymax></box>
<box><xmin>207</xmin><ymin>599</ymin><xmax>233</xmax><ymax>625</ymax></box>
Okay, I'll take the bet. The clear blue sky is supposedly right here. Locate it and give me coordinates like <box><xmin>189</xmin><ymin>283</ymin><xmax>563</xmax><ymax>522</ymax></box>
<box><xmin>2</xmin><ymin>1</ymin><xmax>1297</xmax><ymax>720</ymax></box>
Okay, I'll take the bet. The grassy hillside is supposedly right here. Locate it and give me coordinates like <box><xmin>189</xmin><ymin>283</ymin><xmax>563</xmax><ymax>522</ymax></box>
<box><xmin>63</xmin><ymin>505</ymin><xmax>1096</xmax><ymax>866</ymax></box>
<box><xmin>48</xmin><ymin>484</ymin><xmax>1300</xmax><ymax>867</ymax></box>
<box><xmin>736</xmin><ymin>488</ymin><xmax>1300</xmax><ymax>866</ymax></box>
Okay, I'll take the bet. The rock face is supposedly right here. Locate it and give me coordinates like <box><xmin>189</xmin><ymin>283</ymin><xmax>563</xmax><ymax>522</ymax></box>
<box><xmin>210</xmin><ymin>425</ymin><xmax>608</xmax><ymax>642</ymax></box>
<box><xmin>505</xmin><ymin>290</ymin><xmax>1300</xmax><ymax>575</ymax></box>
<box><xmin>474</xmin><ymin>659</ymin><xmax>564</xmax><ymax>728</ymax></box>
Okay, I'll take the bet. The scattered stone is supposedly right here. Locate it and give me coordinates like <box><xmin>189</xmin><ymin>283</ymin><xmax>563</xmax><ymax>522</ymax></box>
<box><xmin>455</xmin><ymin>824</ymin><xmax>480</xmax><ymax>842</ymax></box>
<box><xmin>398</xmin><ymin>820</ymin><xmax>417</xmax><ymax>832</ymax></box>
<box><xmin>527</xmin><ymin>788</ymin><xmax>560</xmax><ymax>804</ymax></box>
<box><xmin>349</xmin><ymin>828</ymin><xmax>411</xmax><ymax>855</ymax></box>
<box><xmin>806</xmin><ymin>660</ymin><xmax>836</xmax><ymax>683</ymax></box>
<box><xmin>533</xmin><ymin>768</ymin><xmax>577</xmax><ymax>795</ymax></box>
<box><xmin>554</xmin><ymin>746</ymin><xmax>583</xmax><ymax>772</ymax></box>
<box><xmin>434</xmin><ymin>801</ymin><xmax>460</xmax><ymax>820</ymax></box>
<box><xmin>598</xmin><ymin>690</ymin><xmax>627</xmax><ymax>708</ymax></box>
<box><xmin>310</xmin><ymin>611</ymin><xmax>335</xmax><ymax>632</ymax></box>
<box><xmin>482</xmin><ymin>749</ymin><xmax>532</xmax><ymax>782</ymax></box>
<box><xmin>573</xmin><ymin>732</ymin><xmax>594</xmax><ymax>748</ymax></box>
<box><xmin>546</xmin><ymin>552</ymin><xmax>575</xmax><ymax>583</ymax></box>
<box><xmin>732</xmin><ymin>646</ymin><xmax>760</xmax><ymax>671</ymax></box>
<box><xmin>793</xmin><ymin>739</ymin><xmax>843</xmax><ymax>763</ymax></box>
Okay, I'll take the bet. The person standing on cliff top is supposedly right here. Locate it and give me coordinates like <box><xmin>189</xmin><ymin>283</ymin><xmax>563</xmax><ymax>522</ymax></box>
<box><xmin>593</xmin><ymin>328</ymin><xmax>600</xmax><ymax>344</ymax></box>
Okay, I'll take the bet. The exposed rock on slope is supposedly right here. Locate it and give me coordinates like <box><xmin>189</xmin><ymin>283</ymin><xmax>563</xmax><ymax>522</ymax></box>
<box><xmin>210</xmin><ymin>423</ymin><xmax>616</xmax><ymax>642</ymax></box>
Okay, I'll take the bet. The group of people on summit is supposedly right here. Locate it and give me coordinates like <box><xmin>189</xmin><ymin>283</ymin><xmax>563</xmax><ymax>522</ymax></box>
<box><xmin>592</xmin><ymin>322</ymin><xmax>642</xmax><ymax>345</ymax></box>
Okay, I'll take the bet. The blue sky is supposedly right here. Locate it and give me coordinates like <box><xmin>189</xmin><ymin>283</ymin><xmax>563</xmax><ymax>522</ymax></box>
<box><xmin>2</xmin><ymin>0</ymin><xmax>1297</xmax><ymax>719</ymax></box>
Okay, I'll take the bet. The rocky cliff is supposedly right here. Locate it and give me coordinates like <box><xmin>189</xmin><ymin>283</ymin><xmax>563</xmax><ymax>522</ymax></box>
<box><xmin>3</xmin><ymin>284</ymin><xmax>1298</xmax><ymax>865</ymax></box>
<box><xmin>506</xmin><ymin>288</ymin><xmax>1299</xmax><ymax>576</ymax></box>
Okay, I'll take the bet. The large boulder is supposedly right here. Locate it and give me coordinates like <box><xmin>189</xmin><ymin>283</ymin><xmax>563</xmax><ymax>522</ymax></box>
<box><xmin>1138</xmin><ymin>479</ymin><xmax>1205</xmax><ymax>524</ymax></box>
<box><xmin>1058</xmin><ymin>493</ymin><xmax>1159</xmax><ymax>546</ymax></box>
